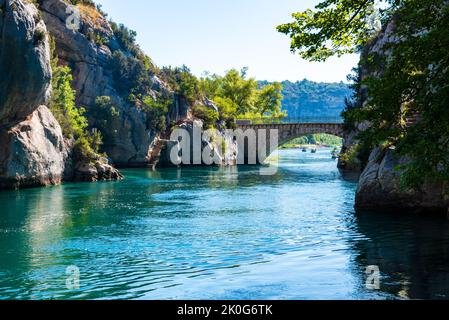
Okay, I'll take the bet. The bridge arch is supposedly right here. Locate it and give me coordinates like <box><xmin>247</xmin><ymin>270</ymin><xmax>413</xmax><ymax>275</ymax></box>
<box><xmin>236</xmin><ymin>122</ymin><xmax>344</xmax><ymax>163</ymax></box>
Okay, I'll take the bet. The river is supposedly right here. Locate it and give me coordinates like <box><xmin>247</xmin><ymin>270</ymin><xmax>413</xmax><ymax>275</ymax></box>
<box><xmin>1</xmin><ymin>148</ymin><xmax>449</xmax><ymax>300</ymax></box>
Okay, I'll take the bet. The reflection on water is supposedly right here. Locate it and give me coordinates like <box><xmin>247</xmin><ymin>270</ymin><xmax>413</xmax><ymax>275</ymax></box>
<box><xmin>351</xmin><ymin>212</ymin><xmax>449</xmax><ymax>299</ymax></box>
<box><xmin>0</xmin><ymin>148</ymin><xmax>448</xmax><ymax>299</ymax></box>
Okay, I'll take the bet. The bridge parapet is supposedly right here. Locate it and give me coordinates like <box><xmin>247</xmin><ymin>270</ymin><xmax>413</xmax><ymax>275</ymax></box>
<box><xmin>236</xmin><ymin>117</ymin><xmax>343</xmax><ymax>125</ymax></box>
<box><xmin>237</xmin><ymin>122</ymin><xmax>344</xmax><ymax>146</ymax></box>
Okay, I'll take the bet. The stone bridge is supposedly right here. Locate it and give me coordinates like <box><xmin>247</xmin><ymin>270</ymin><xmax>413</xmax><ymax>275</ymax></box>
<box><xmin>236</xmin><ymin>119</ymin><xmax>344</xmax><ymax>163</ymax></box>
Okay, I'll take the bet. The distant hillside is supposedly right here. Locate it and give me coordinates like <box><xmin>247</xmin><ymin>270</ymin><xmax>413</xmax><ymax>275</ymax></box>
<box><xmin>260</xmin><ymin>80</ymin><xmax>352</xmax><ymax>120</ymax></box>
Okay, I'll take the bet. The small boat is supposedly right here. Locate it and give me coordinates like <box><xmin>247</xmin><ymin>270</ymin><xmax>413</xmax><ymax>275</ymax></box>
<box><xmin>302</xmin><ymin>148</ymin><xmax>307</xmax><ymax>152</ymax></box>
<box><xmin>311</xmin><ymin>149</ymin><xmax>317</xmax><ymax>154</ymax></box>
<box><xmin>331</xmin><ymin>148</ymin><xmax>340</xmax><ymax>159</ymax></box>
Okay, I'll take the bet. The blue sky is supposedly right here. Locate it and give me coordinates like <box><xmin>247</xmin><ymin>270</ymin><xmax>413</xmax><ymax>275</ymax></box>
<box><xmin>96</xmin><ymin>0</ymin><xmax>359</xmax><ymax>83</ymax></box>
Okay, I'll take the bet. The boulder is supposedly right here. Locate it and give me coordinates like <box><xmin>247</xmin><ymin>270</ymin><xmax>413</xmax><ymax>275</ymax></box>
<box><xmin>71</xmin><ymin>159</ymin><xmax>123</xmax><ymax>182</ymax></box>
<box><xmin>0</xmin><ymin>105</ymin><xmax>69</xmax><ymax>189</ymax></box>
<box><xmin>355</xmin><ymin>147</ymin><xmax>449</xmax><ymax>214</ymax></box>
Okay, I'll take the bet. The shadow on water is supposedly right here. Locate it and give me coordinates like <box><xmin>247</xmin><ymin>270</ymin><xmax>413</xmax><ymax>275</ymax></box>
<box><xmin>350</xmin><ymin>210</ymin><xmax>449</xmax><ymax>299</ymax></box>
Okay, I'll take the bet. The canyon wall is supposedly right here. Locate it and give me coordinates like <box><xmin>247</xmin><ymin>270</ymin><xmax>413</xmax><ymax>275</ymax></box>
<box><xmin>0</xmin><ymin>0</ymin><xmax>121</xmax><ymax>189</ymax></box>
<box><xmin>340</xmin><ymin>19</ymin><xmax>449</xmax><ymax>214</ymax></box>
<box><xmin>0</xmin><ymin>0</ymin><xmax>235</xmax><ymax>189</ymax></box>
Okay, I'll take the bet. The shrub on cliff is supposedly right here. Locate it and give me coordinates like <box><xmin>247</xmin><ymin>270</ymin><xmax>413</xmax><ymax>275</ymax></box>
<box><xmin>141</xmin><ymin>95</ymin><xmax>170</xmax><ymax>133</ymax></box>
<box><xmin>192</xmin><ymin>105</ymin><xmax>219</xmax><ymax>129</ymax></box>
<box><xmin>50</xmin><ymin>63</ymin><xmax>103</xmax><ymax>159</ymax></box>
<box><xmin>49</xmin><ymin>40</ymin><xmax>102</xmax><ymax>160</ymax></box>
<box><xmin>110</xmin><ymin>51</ymin><xmax>148</xmax><ymax>95</ymax></box>
<box><xmin>88</xmin><ymin>96</ymin><xmax>120</xmax><ymax>148</ymax></box>
<box><xmin>110</xmin><ymin>22</ymin><xmax>139</xmax><ymax>57</ymax></box>
<box><xmin>67</xmin><ymin>0</ymin><xmax>96</xmax><ymax>6</ymax></box>
<box><xmin>160</xmin><ymin>65</ymin><xmax>200</xmax><ymax>105</ymax></box>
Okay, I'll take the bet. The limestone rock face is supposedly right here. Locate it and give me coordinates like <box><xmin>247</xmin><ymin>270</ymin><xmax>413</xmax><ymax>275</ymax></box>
<box><xmin>346</xmin><ymin>18</ymin><xmax>449</xmax><ymax>213</ymax></box>
<box><xmin>39</xmin><ymin>0</ymin><xmax>174</xmax><ymax>167</ymax></box>
<box><xmin>355</xmin><ymin>147</ymin><xmax>449</xmax><ymax>213</ymax></box>
<box><xmin>0</xmin><ymin>0</ymin><xmax>52</xmax><ymax>128</ymax></box>
<box><xmin>159</xmin><ymin>119</ymin><xmax>238</xmax><ymax>167</ymax></box>
<box><xmin>0</xmin><ymin>0</ymin><xmax>122</xmax><ymax>189</ymax></box>
<box><xmin>0</xmin><ymin>106</ymin><xmax>69</xmax><ymax>189</ymax></box>
<box><xmin>0</xmin><ymin>1</ymin><xmax>63</xmax><ymax>189</ymax></box>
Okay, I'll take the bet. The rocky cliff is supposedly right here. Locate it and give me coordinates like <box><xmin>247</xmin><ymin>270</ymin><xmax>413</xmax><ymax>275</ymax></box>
<box><xmin>38</xmin><ymin>0</ymin><xmax>185</xmax><ymax>167</ymax></box>
<box><xmin>0</xmin><ymin>0</ymin><xmax>68</xmax><ymax>188</ymax></box>
<box><xmin>1</xmin><ymin>0</ymin><xmax>235</xmax><ymax>189</ymax></box>
<box><xmin>0</xmin><ymin>0</ymin><xmax>121</xmax><ymax>189</ymax></box>
<box><xmin>38</xmin><ymin>0</ymin><xmax>233</xmax><ymax>168</ymax></box>
<box><xmin>341</xmin><ymin>19</ymin><xmax>449</xmax><ymax>214</ymax></box>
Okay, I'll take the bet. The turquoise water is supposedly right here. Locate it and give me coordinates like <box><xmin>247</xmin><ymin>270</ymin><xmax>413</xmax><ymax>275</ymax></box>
<box><xmin>1</xmin><ymin>148</ymin><xmax>449</xmax><ymax>300</ymax></box>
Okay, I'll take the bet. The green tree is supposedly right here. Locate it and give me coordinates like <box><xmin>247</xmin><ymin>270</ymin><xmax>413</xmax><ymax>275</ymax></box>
<box><xmin>142</xmin><ymin>95</ymin><xmax>171</xmax><ymax>132</ymax></box>
<box><xmin>213</xmin><ymin>96</ymin><xmax>238</xmax><ymax>120</ymax></box>
<box><xmin>49</xmin><ymin>38</ymin><xmax>102</xmax><ymax>159</ymax></box>
<box><xmin>219</xmin><ymin>68</ymin><xmax>258</xmax><ymax>114</ymax></box>
<box><xmin>160</xmin><ymin>65</ymin><xmax>200</xmax><ymax>105</ymax></box>
<box><xmin>50</xmin><ymin>65</ymin><xmax>87</xmax><ymax>140</ymax></box>
<box><xmin>279</xmin><ymin>0</ymin><xmax>449</xmax><ymax>187</ymax></box>
<box><xmin>198</xmin><ymin>72</ymin><xmax>221</xmax><ymax>98</ymax></box>
<box><xmin>89</xmin><ymin>96</ymin><xmax>120</xmax><ymax>147</ymax></box>
<box><xmin>198</xmin><ymin>68</ymin><xmax>284</xmax><ymax>120</ymax></box>
<box><xmin>192</xmin><ymin>105</ymin><xmax>219</xmax><ymax>129</ymax></box>
<box><xmin>255</xmin><ymin>82</ymin><xmax>285</xmax><ymax>117</ymax></box>
<box><xmin>277</xmin><ymin>0</ymin><xmax>398</xmax><ymax>61</ymax></box>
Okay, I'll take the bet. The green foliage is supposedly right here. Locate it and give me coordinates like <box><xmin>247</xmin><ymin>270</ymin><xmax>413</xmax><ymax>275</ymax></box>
<box><xmin>213</xmin><ymin>96</ymin><xmax>238</xmax><ymax>120</ymax></box>
<box><xmin>89</xmin><ymin>96</ymin><xmax>120</xmax><ymax>147</ymax></box>
<box><xmin>281</xmin><ymin>0</ymin><xmax>449</xmax><ymax>186</ymax></box>
<box><xmin>106</xmin><ymin>21</ymin><xmax>163</xmax><ymax>134</ymax></box>
<box><xmin>359</xmin><ymin>0</ymin><xmax>449</xmax><ymax>186</ymax></box>
<box><xmin>256</xmin><ymin>82</ymin><xmax>284</xmax><ymax>117</ymax></box>
<box><xmin>160</xmin><ymin>65</ymin><xmax>200</xmax><ymax>105</ymax></box>
<box><xmin>199</xmin><ymin>68</ymin><xmax>285</xmax><ymax>121</ymax></box>
<box><xmin>286</xmin><ymin>134</ymin><xmax>343</xmax><ymax>147</ymax></box>
<box><xmin>110</xmin><ymin>21</ymin><xmax>140</xmax><ymax>56</ymax></box>
<box><xmin>341</xmin><ymin>67</ymin><xmax>363</xmax><ymax>131</ymax></box>
<box><xmin>277</xmin><ymin>0</ymin><xmax>399</xmax><ymax>61</ymax></box>
<box><xmin>142</xmin><ymin>95</ymin><xmax>171</xmax><ymax>132</ymax></box>
<box><xmin>310</xmin><ymin>134</ymin><xmax>343</xmax><ymax>146</ymax></box>
<box><xmin>107</xmin><ymin>16</ymin><xmax>159</xmax><ymax>108</ymax></box>
<box><xmin>338</xmin><ymin>143</ymin><xmax>361</xmax><ymax>168</ymax></box>
<box><xmin>50</xmin><ymin>65</ymin><xmax>86</xmax><ymax>140</ymax></box>
<box><xmin>218</xmin><ymin>68</ymin><xmax>258</xmax><ymax>115</ymax></box>
<box><xmin>95</xmin><ymin>96</ymin><xmax>120</xmax><ymax>118</ymax></box>
<box><xmin>263</xmin><ymin>79</ymin><xmax>351</xmax><ymax>120</ymax></box>
<box><xmin>110</xmin><ymin>51</ymin><xmax>150</xmax><ymax>96</ymax></box>
<box><xmin>50</xmin><ymin>64</ymin><xmax>102</xmax><ymax>158</ymax></box>
<box><xmin>49</xmin><ymin>39</ymin><xmax>102</xmax><ymax>160</ymax></box>
<box><xmin>192</xmin><ymin>105</ymin><xmax>219</xmax><ymax>129</ymax></box>
<box><xmin>87</xmin><ymin>30</ymin><xmax>107</xmax><ymax>46</ymax></box>
<box><xmin>198</xmin><ymin>72</ymin><xmax>222</xmax><ymax>98</ymax></box>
